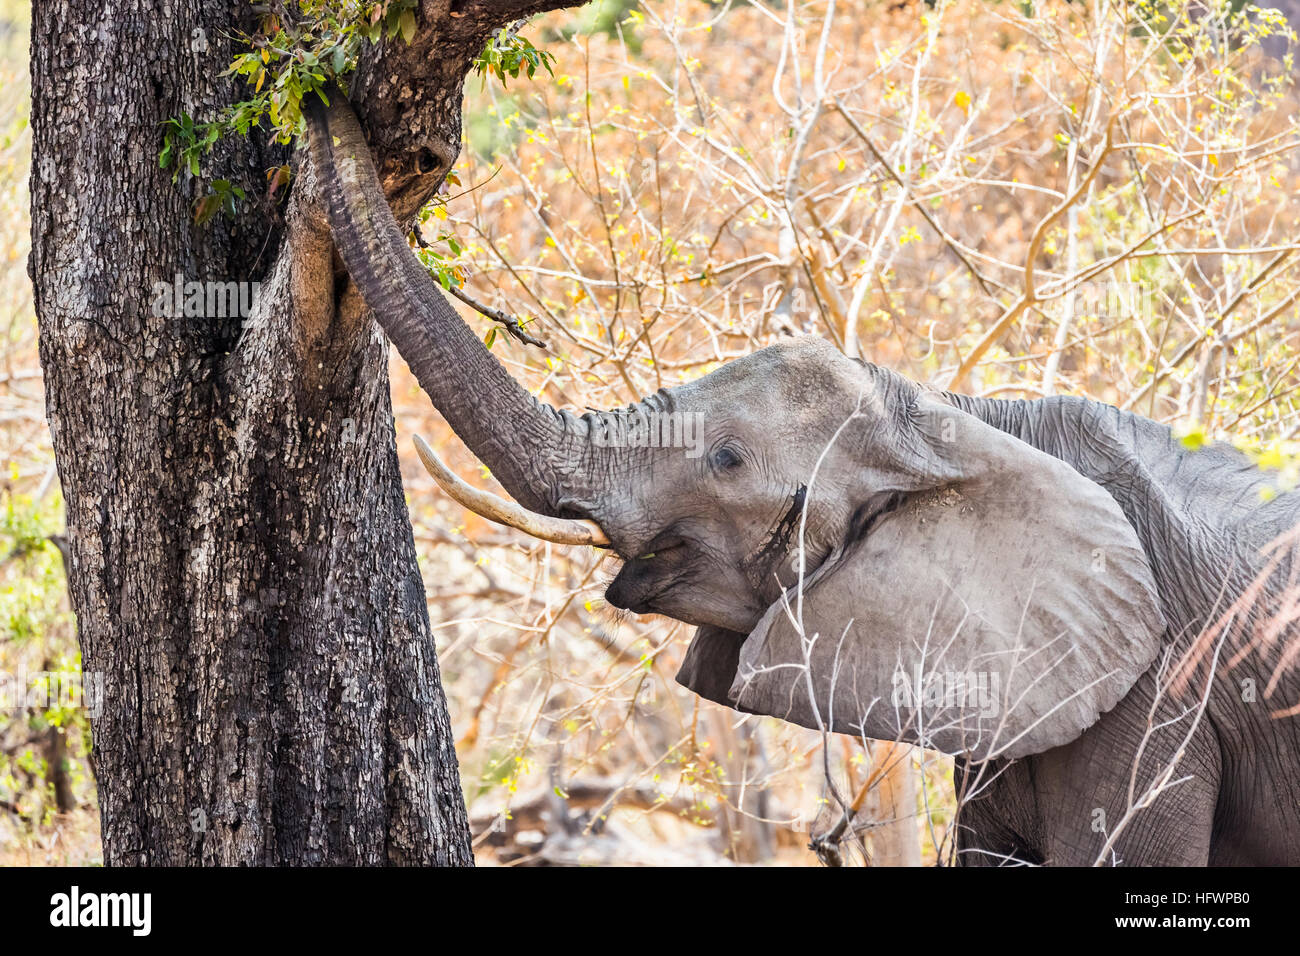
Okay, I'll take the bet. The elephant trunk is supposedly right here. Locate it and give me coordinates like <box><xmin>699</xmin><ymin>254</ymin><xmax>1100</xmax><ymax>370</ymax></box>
<box><xmin>305</xmin><ymin>93</ymin><xmax>596</xmax><ymax>521</ymax></box>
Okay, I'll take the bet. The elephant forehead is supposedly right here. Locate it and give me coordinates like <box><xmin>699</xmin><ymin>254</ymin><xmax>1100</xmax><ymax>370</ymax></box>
<box><xmin>670</xmin><ymin>346</ymin><xmax>865</xmax><ymax>426</ymax></box>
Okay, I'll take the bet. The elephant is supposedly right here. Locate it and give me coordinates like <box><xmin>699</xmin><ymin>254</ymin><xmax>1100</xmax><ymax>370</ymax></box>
<box><xmin>305</xmin><ymin>95</ymin><xmax>1300</xmax><ymax>866</ymax></box>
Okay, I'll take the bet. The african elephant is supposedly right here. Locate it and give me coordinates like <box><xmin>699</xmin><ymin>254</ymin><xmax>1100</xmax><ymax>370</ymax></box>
<box><xmin>306</xmin><ymin>95</ymin><xmax>1300</xmax><ymax>866</ymax></box>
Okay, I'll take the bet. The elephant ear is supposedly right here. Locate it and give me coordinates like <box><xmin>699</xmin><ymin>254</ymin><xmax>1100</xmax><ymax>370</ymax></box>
<box><xmin>677</xmin><ymin>395</ymin><xmax>1166</xmax><ymax>760</ymax></box>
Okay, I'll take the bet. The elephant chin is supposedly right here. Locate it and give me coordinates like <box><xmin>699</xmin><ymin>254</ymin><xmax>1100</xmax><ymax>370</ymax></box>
<box><xmin>605</xmin><ymin>567</ymin><xmax>759</xmax><ymax>634</ymax></box>
<box><xmin>603</xmin><ymin>580</ymin><xmax>656</xmax><ymax>616</ymax></box>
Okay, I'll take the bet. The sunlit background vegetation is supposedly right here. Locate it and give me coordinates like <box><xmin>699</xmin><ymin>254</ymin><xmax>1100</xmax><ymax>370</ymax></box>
<box><xmin>2</xmin><ymin>0</ymin><xmax>1298</xmax><ymax>865</ymax></box>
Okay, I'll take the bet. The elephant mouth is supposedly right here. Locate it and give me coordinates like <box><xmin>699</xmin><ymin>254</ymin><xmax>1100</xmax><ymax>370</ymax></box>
<box><xmin>606</xmin><ymin>558</ymin><xmax>692</xmax><ymax>616</ymax></box>
<box><xmin>610</xmin><ymin>580</ymin><xmax>677</xmax><ymax>616</ymax></box>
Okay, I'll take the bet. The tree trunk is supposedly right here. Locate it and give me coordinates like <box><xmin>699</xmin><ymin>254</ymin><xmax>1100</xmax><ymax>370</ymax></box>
<box><xmin>28</xmin><ymin>0</ymin><xmax>571</xmax><ymax>865</ymax></box>
<box><xmin>869</xmin><ymin>741</ymin><xmax>920</xmax><ymax>866</ymax></box>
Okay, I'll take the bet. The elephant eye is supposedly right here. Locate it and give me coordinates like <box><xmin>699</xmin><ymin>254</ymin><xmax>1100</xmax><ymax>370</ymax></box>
<box><xmin>711</xmin><ymin>445</ymin><xmax>744</xmax><ymax>472</ymax></box>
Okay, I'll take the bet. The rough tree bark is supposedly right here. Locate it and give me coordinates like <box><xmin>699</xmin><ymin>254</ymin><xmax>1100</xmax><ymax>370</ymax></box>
<box><xmin>30</xmin><ymin>0</ymin><xmax>575</xmax><ymax>864</ymax></box>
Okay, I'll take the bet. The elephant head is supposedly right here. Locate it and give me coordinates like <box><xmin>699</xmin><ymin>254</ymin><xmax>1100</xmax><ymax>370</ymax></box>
<box><xmin>307</xmin><ymin>95</ymin><xmax>1167</xmax><ymax>762</ymax></box>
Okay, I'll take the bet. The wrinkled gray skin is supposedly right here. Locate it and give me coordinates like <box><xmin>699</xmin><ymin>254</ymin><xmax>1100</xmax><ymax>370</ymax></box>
<box><xmin>595</xmin><ymin>343</ymin><xmax>1300</xmax><ymax>865</ymax></box>
<box><xmin>308</xmin><ymin>97</ymin><xmax>1300</xmax><ymax>866</ymax></box>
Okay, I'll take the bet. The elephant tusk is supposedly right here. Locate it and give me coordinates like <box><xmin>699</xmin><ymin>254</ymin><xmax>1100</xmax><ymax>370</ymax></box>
<box><xmin>412</xmin><ymin>434</ymin><xmax>610</xmax><ymax>547</ymax></box>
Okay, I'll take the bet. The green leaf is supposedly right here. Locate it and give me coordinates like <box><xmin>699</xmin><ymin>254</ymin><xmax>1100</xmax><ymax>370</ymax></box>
<box><xmin>194</xmin><ymin>193</ymin><xmax>221</xmax><ymax>226</ymax></box>
<box><xmin>400</xmin><ymin>9</ymin><xmax>416</xmax><ymax>45</ymax></box>
<box><xmin>484</xmin><ymin>328</ymin><xmax>497</xmax><ymax>349</ymax></box>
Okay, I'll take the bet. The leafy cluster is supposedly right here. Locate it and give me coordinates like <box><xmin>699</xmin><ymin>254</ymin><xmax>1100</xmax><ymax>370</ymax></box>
<box><xmin>159</xmin><ymin>1</ymin><xmax>553</xmax><ymax>226</ymax></box>
<box><xmin>472</xmin><ymin>29</ymin><xmax>556</xmax><ymax>90</ymax></box>
<box><xmin>414</xmin><ymin>191</ymin><xmax>467</xmax><ymax>292</ymax></box>
<box><xmin>160</xmin><ymin>0</ymin><xmax>414</xmax><ymax>186</ymax></box>
<box><xmin>0</xmin><ymin>490</ymin><xmax>89</xmax><ymax>833</ymax></box>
